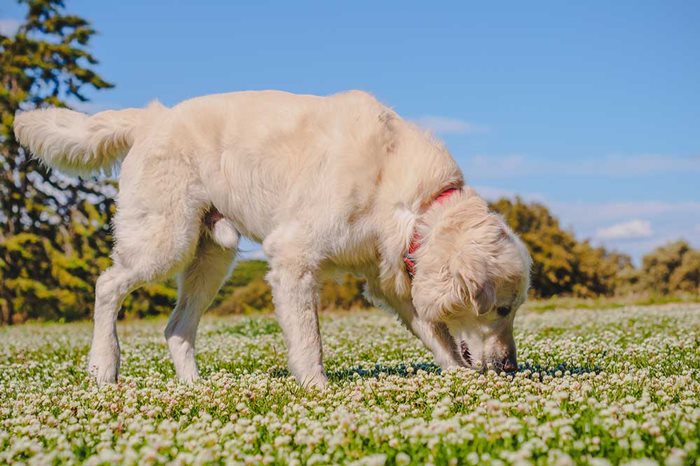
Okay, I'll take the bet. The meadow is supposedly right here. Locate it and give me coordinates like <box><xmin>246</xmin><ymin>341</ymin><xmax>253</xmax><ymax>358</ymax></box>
<box><xmin>1</xmin><ymin>304</ymin><xmax>699</xmax><ymax>465</ymax></box>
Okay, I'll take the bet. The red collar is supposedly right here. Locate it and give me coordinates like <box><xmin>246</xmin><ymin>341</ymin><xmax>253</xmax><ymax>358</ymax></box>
<box><xmin>403</xmin><ymin>187</ymin><xmax>460</xmax><ymax>279</ymax></box>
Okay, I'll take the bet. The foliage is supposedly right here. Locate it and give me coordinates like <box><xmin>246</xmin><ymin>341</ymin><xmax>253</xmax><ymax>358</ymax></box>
<box><xmin>638</xmin><ymin>240</ymin><xmax>700</xmax><ymax>295</ymax></box>
<box><xmin>213</xmin><ymin>276</ymin><xmax>274</xmax><ymax>315</ymax></box>
<box><xmin>226</xmin><ymin>259</ymin><xmax>269</xmax><ymax>287</ymax></box>
<box><xmin>211</xmin><ymin>260</ymin><xmax>272</xmax><ymax>314</ymax></box>
<box><xmin>319</xmin><ymin>273</ymin><xmax>369</xmax><ymax>310</ymax></box>
<box><xmin>672</xmin><ymin>249</ymin><xmax>700</xmax><ymax>293</ymax></box>
<box><xmin>214</xmin><ymin>259</ymin><xmax>268</xmax><ymax>306</ymax></box>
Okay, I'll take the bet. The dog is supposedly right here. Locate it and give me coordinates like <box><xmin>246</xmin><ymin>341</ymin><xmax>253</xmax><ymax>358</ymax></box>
<box><xmin>14</xmin><ymin>90</ymin><xmax>531</xmax><ymax>388</ymax></box>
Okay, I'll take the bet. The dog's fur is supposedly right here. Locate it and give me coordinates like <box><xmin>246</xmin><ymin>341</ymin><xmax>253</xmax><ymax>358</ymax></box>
<box><xmin>14</xmin><ymin>90</ymin><xmax>531</xmax><ymax>388</ymax></box>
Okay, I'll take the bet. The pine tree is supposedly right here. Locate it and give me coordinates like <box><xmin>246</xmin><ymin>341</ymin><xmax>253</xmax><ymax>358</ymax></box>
<box><xmin>0</xmin><ymin>0</ymin><xmax>115</xmax><ymax>324</ymax></box>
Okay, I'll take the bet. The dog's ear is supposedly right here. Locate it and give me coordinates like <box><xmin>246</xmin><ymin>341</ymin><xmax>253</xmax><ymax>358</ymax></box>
<box><xmin>412</xmin><ymin>264</ymin><xmax>466</xmax><ymax>322</ymax></box>
<box><xmin>459</xmin><ymin>262</ymin><xmax>496</xmax><ymax>316</ymax></box>
<box><xmin>412</xmin><ymin>250</ymin><xmax>495</xmax><ymax>321</ymax></box>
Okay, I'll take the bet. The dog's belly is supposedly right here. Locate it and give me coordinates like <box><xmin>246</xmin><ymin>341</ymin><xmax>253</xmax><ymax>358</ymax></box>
<box><xmin>203</xmin><ymin>164</ymin><xmax>380</xmax><ymax>270</ymax></box>
<box><xmin>194</xmin><ymin>149</ymin><xmax>285</xmax><ymax>242</ymax></box>
<box><xmin>196</xmin><ymin>147</ymin><xmax>382</xmax><ymax>263</ymax></box>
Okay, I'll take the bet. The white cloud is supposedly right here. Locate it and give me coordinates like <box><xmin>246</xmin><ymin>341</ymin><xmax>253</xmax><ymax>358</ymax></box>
<box><xmin>413</xmin><ymin>116</ymin><xmax>488</xmax><ymax>135</ymax></box>
<box><xmin>463</xmin><ymin>153</ymin><xmax>700</xmax><ymax>178</ymax></box>
<box><xmin>0</xmin><ymin>18</ymin><xmax>21</xmax><ymax>37</ymax></box>
<box><xmin>595</xmin><ymin>220</ymin><xmax>653</xmax><ymax>241</ymax></box>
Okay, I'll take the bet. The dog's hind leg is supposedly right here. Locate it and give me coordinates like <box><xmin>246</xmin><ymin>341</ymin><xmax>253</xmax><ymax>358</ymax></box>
<box><xmin>88</xmin><ymin>264</ymin><xmax>139</xmax><ymax>385</ymax></box>
<box><xmin>88</xmin><ymin>147</ymin><xmax>206</xmax><ymax>385</ymax></box>
<box><xmin>165</xmin><ymin>234</ymin><xmax>237</xmax><ymax>382</ymax></box>
<box><xmin>88</xmin><ymin>212</ymin><xmax>202</xmax><ymax>385</ymax></box>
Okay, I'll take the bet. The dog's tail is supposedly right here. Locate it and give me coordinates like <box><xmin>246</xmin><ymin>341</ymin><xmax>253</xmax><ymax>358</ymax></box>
<box><xmin>13</xmin><ymin>102</ymin><xmax>164</xmax><ymax>176</ymax></box>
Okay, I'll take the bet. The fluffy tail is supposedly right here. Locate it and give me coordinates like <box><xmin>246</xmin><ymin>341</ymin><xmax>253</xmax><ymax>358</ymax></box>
<box><xmin>13</xmin><ymin>103</ymin><xmax>162</xmax><ymax>176</ymax></box>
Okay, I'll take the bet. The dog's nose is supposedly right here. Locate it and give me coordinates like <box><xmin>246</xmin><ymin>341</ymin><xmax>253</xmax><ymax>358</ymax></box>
<box><xmin>502</xmin><ymin>357</ymin><xmax>518</xmax><ymax>373</ymax></box>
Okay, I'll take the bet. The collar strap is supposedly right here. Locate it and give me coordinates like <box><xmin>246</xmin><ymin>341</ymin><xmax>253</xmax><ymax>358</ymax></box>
<box><xmin>403</xmin><ymin>187</ymin><xmax>460</xmax><ymax>279</ymax></box>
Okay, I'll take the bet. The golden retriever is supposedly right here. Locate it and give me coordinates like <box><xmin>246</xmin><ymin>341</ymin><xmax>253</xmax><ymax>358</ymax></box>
<box><xmin>14</xmin><ymin>90</ymin><xmax>531</xmax><ymax>388</ymax></box>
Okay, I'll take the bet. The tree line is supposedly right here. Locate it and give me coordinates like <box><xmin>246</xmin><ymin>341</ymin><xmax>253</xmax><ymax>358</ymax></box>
<box><xmin>1</xmin><ymin>1</ymin><xmax>698</xmax><ymax>324</ymax></box>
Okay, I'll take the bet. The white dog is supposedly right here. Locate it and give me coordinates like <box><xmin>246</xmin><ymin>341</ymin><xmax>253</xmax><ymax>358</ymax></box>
<box><xmin>14</xmin><ymin>90</ymin><xmax>531</xmax><ymax>388</ymax></box>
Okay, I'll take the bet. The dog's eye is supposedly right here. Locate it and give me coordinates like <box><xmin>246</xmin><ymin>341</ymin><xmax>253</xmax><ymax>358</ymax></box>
<box><xmin>496</xmin><ymin>306</ymin><xmax>511</xmax><ymax>317</ymax></box>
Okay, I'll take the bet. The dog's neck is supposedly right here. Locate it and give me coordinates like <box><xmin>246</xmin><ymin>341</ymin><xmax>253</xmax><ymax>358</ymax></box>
<box><xmin>403</xmin><ymin>187</ymin><xmax>460</xmax><ymax>279</ymax></box>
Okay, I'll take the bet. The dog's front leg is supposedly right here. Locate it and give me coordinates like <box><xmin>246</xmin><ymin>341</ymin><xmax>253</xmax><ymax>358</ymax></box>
<box><xmin>365</xmin><ymin>279</ymin><xmax>464</xmax><ymax>370</ymax></box>
<box><xmin>265</xmin><ymin>250</ymin><xmax>327</xmax><ymax>389</ymax></box>
<box><xmin>406</xmin><ymin>317</ymin><xmax>464</xmax><ymax>369</ymax></box>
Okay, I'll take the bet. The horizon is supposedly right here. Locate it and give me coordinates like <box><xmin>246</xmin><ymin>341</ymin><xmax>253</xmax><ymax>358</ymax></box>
<box><xmin>2</xmin><ymin>0</ymin><xmax>698</xmax><ymax>262</ymax></box>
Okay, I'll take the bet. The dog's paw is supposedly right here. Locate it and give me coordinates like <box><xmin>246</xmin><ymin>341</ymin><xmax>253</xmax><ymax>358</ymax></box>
<box><xmin>301</xmin><ymin>373</ymin><xmax>328</xmax><ymax>391</ymax></box>
<box><xmin>177</xmin><ymin>371</ymin><xmax>200</xmax><ymax>384</ymax></box>
<box><xmin>87</xmin><ymin>349</ymin><xmax>119</xmax><ymax>386</ymax></box>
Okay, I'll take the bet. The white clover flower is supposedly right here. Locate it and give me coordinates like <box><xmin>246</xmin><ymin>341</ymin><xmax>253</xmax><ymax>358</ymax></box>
<box><xmin>1</xmin><ymin>305</ymin><xmax>699</xmax><ymax>464</ymax></box>
<box><xmin>394</xmin><ymin>452</ymin><xmax>410</xmax><ymax>465</ymax></box>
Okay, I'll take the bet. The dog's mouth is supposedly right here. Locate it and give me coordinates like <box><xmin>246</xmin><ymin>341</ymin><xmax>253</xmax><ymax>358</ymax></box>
<box><xmin>460</xmin><ymin>340</ymin><xmax>472</xmax><ymax>366</ymax></box>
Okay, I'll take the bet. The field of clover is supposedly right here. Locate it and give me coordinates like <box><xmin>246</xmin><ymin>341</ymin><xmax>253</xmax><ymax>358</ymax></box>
<box><xmin>1</xmin><ymin>304</ymin><xmax>699</xmax><ymax>465</ymax></box>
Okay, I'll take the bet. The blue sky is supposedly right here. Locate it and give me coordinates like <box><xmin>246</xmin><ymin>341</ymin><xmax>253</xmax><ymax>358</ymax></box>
<box><xmin>2</xmin><ymin>1</ymin><xmax>699</xmax><ymax>261</ymax></box>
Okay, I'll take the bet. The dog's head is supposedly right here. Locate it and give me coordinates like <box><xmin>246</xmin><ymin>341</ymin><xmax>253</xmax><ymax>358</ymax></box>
<box><xmin>411</xmin><ymin>190</ymin><xmax>531</xmax><ymax>372</ymax></box>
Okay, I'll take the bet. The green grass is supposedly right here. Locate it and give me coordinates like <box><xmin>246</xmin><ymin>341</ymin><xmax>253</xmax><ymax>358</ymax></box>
<box><xmin>1</xmin><ymin>304</ymin><xmax>699</xmax><ymax>465</ymax></box>
<box><xmin>524</xmin><ymin>294</ymin><xmax>700</xmax><ymax>312</ymax></box>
